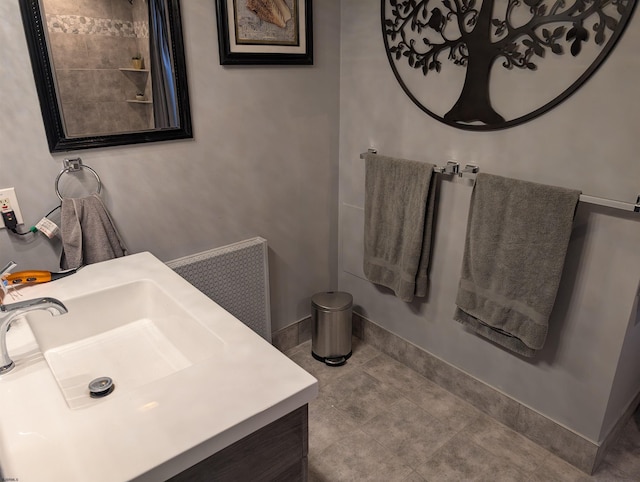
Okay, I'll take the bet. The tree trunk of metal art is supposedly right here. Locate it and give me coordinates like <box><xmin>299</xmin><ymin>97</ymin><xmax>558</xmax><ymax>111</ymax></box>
<box><xmin>444</xmin><ymin>0</ymin><xmax>504</xmax><ymax>125</ymax></box>
<box><xmin>444</xmin><ymin>44</ymin><xmax>504</xmax><ymax>125</ymax></box>
<box><xmin>445</xmin><ymin>0</ymin><xmax>504</xmax><ymax>124</ymax></box>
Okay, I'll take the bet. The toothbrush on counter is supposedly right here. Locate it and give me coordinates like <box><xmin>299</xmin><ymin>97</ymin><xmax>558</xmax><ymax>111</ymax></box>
<box><xmin>0</xmin><ymin>261</ymin><xmax>17</xmax><ymax>279</ymax></box>
<box><xmin>1</xmin><ymin>261</ymin><xmax>18</xmax><ymax>299</ymax></box>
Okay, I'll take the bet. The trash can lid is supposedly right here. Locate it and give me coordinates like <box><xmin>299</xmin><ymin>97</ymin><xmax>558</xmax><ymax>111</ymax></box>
<box><xmin>311</xmin><ymin>291</ymin><xmax>353</xmax><ymax>311</ymax></box>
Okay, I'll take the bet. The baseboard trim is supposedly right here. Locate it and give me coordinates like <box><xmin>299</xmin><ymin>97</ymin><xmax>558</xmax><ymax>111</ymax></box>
<box><xmin>354</xmin><ymin>313</ymin><xmax>640</xmax><ymax>475</ymax></box>
<box><xmin>272</xmin><ymin>316</ymin><xmax>312</xmax><ymax>353</ymax></box>
<box><xmin>273</xmin><ymin>313</ymin><xmax>639</xmax><ymax>474</ymax></box>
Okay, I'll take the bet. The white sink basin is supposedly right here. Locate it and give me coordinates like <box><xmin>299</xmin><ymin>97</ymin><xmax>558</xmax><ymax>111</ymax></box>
<box><xmin>0</xmin><ymin>252</ymin><xmax>317</xmax><ymax>482</ymax></box>
<box><xmin>26</xmin><ymin>280</ymin><xmax>224</xmax><ymax>409</ymax></box>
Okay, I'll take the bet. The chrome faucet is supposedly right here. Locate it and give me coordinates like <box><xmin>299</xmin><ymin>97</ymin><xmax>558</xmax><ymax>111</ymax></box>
<box><xmin>0</xmin><ymin>298</ymin><xmax>68</xmax><ymax>374</ymax></box>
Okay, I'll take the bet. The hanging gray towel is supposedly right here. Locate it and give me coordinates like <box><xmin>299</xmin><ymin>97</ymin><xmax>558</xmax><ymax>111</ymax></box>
<box><xmin>60</xmin><ymin>194</ymin><xmax>128</xmax><ymax>270</ymax></box>
<box><xmin>454</xmin><ymin>173</ymin><xmax>580</xmax><ymax>357</ymax></box>
<box><xmin>363</xmin><ymin>153</ymin><xmax>437</xmax><ymax>302</ymax></box>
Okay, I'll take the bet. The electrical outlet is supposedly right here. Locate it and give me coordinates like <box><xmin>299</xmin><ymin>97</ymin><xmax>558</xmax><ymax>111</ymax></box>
<box><xmin>0</xmin><ymin>188</ymin><xmax>24</xmax><ymax>229</ymax></box>
<box><xmin>0</xmin><ymin>197</ymin><xmax>11</xmax><ymax>213</ymax></box>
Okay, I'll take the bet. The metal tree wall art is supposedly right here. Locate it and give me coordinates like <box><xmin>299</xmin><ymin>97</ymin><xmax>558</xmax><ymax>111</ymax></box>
<box><xmin>382</xmin><ymin>0</ymin><xmax>637</xmax><ymax>130</ymax></box>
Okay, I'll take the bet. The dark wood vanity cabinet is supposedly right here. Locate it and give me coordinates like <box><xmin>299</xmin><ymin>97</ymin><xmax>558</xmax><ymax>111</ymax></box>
<box><xmin>169</xmin><ymin>405</ymin><xmax>308</xmax><ymax>482</ymax></box>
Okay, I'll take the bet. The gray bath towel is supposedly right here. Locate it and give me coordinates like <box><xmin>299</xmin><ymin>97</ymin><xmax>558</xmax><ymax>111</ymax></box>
<box><xmin>454</xmin><ymin>173</ymin><xmax>580</xmax><ymax>357</ymax></box>
<box><xmin>363</xmin><ymin>153</ymin><xmax>436</xmax><ymax>302</ymax></box>
<box><xmin>60</xmin><ymin>194</ymin><xmax>128</xmax><ymax>270</ymax></box>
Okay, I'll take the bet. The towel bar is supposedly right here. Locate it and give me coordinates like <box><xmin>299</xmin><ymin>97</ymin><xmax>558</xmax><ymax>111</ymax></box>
<box><xmin>433</xmin><ymin>161</ymin><xmax>479</xmax><ymax>178</ymax></box>
<box><xmin>54</xmin><ymin>158</ymin><xmax>102</xmax><ymax>200</ymax></box>
<box><xmin>359</xmin><ymin>150</ymin><xmax>478</xmax><ymax>178</ymax></box>
<box><xmin>360</xmin><ymin>148</ymin><xmax>639</xmax><ymax>214</ymax></box>
<box><xmin>579</xmin><ymin>194</ymin><xmax>640</xmax><ymax>213</ymax></box>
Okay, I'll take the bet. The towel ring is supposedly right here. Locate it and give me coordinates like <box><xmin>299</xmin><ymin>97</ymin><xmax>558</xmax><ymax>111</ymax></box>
<box><xmin>55</xmin><ymin>158</ymin><xmax>102</xmax><ymax>201</ymax></box>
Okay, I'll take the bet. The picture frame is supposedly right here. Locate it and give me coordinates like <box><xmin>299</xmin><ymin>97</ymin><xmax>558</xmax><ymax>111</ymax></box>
<box><xmin>216</xmin><ymin>0</ymin><xmax>313</xmax><ymax>65</ymax></box>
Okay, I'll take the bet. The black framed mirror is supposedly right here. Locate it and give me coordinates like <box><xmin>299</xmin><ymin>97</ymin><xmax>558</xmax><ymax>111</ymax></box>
<box><xmin>20</xmin><ymin>0</ymin><xmax>192</xmax><ymax>152</ymax></box>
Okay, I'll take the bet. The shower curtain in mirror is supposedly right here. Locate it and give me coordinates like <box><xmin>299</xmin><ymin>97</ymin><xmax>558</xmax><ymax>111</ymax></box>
<box><xmin>149</xmin><ymin>0</ymin><xmax>178</xmax><ymax>128</ymax></box>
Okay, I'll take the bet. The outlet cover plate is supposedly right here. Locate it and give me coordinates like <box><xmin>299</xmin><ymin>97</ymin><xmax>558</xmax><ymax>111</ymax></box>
<box><xmin>0</xmin><ymin>188</ymin><xmax>24</xmax><ymax>228</ymax></box>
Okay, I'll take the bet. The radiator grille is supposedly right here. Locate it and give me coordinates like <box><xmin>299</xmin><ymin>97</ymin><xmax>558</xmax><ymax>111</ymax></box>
<box><xmin>166</xmin><ymin>237</ymin><xmax>271</xmax><ymax>342</ymax></box>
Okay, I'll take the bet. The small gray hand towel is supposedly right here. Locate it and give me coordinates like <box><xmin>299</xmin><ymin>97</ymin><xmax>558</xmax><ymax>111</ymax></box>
<box><xmin>454</xmin><ymin>173</ymin><xmax>580</xmax><ymax>357</ymax></box>
<box><xmin>363</xmin><ymin>153</ymin><xmax>437</xmax><ymax>302</ymax></box>
<box><xmin>60</xmin><ymin>194</ymin><xmax>128</xmax><ymax>270</ymax></box>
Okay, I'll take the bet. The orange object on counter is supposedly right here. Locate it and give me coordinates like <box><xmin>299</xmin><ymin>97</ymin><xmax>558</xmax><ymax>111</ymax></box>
<box><xmin>4</xmin><ymin>268</ymin><xmax>79</xmax><ymax>286</ymax></box>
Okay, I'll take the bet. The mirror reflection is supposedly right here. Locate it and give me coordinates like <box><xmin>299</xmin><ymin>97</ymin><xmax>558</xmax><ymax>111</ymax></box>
<box><xmin>20</xmin><ymin>0</ymin><xmax>191</xmax><ymax>152</ymax></box>
<box><xmin>43</xmin><ymin>0</ymin><xmax>177</xmax><ymax>136</ymax></box>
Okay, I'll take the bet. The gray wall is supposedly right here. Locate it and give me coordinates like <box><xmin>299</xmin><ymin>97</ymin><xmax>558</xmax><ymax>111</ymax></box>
<box><xmin>338</xmin><ymin>1</ymin><xmax>640</xmax><ymax>444</ymax></box>
<box><xmin>0</xmin><ymin>0</ymin><xmax>341</xmax><ymax>331</ymax></box>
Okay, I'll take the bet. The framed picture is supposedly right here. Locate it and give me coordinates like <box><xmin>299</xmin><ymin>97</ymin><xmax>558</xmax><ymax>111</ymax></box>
<box><xmin>216</xmin><ymin>0</ymin><xmax>313</xmax><ymax>65</ymax></box>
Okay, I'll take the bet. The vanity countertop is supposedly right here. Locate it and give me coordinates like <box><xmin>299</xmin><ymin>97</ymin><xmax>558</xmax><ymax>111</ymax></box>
<box><xmin>0</xmin><ymin>252</ymin><xmax>318</xmax><ymax>481</ymax></box>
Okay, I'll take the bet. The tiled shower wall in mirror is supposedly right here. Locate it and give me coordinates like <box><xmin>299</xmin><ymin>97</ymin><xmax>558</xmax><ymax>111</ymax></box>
<box><xmin>43</xmin><ymin>0</ymin><xmax>153</xmax><ymax>136</ymax></box>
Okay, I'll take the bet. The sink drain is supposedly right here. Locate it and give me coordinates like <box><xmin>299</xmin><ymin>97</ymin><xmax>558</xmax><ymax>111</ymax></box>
<box><xmin>88</xmin><ymin>377</ymin><xmax>115</xmax><ymax>398</ymax></box>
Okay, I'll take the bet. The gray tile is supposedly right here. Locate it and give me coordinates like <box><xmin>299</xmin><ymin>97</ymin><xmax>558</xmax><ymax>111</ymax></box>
<box><xmin>55</xmin><ymin>69</ymin><xmax>94</xmax><ymax>103</ymax></box>
<box><xmin>461</xmin><ymin>415</ymin><xmax>549</xmax><ymax>472</ymax></box>
<box><xmin>363</xmin><ymin>353</ymin><xmax>482</xmax><ymax>431</ymax></box>
<box><xmin>45</xmin><ymin>0</ymin><xmax>111</xmax><ymax>17</ymax></box>
<box><xmin>360</xmin><ymin>318</ymin><xmax>520</xmax><ymax>428</ymax></box>
<box><xmin>49</xmin><ymin>32</ymin><xmax>88</xmax><ymax>69</ymax></box>
<box><xmin>309</xmin><ymin>430</ymin><xmax>413</xmax><ymax>482</ymax></box>
<box><xmin>590</xmin><ymin>460</ymin><xmax>639</xmax><ymax>481</ymax></box>
<box><xmin>272</xmin><ymin>322</ymin><xmax>299</xmax><ymax>352</ymax></box>
<box><xmin>352</xmin><ymin>313</ymin><xmax>364</xmax><ymax>340</ymax></box>
<box><xmin>527</xmin><ymin>454</ymin><xmax>594</xmax><ymax>482</ymax></box>
<box><xmin>359</xmin><ymin>318</ymin><xmax>442</xmax><ymax>382</ymax></box>
<box><xmin>362</xmin><ymin>318</ymin><xmax>408</xmax><ymax>361</ymax></box>
<box><xmin>308</xmin><ymin>397</ymin><xmax>361</xmax><ymax>454</ymax></box>
<box><xmin>85</xmin><ymin>35</ymin><xmax>135</xmax><ymax>69</ymax></box>
<box><xmin>322</xmin><ymin>370</ymin><xmax>404</xmax><ymax>424</ymax></box>
<box><xmin>415</xmin><ymin>432</ymin><xmax>520</xmax><ymax>481</ymax></box>
<box><xmin>595</xmin><ymin>393</ymin><xmax>640</xmax><ymax>473</ymax></box>
<box><xmin>438</xmin><ymin>371</ymin><xmax>520</xmax><ymax>429</ymax></box>
<box><xmin>475</xmin><ymin>464</ymin><xmax>530</xmax><ymax>482</ymax></box>
<box><xmin>110</xmin><ymin>0</ymin><xmax>134</xmax><ymax>22</ymax></box>
<box><xmin>516</xmin><ymin>404</ymin><xmax>597</xmax><ymax>474</ymax></box>
<box><xmin>286</xmin><ymin>338</ymin><xmax>640</xmax><ymax>481</ymax></box>
<box><xmin>407</xmin><ymin>381</ymin><xmax>482</xmax><ymax>431</ymax></box>
<box><xmin>401</xmin><ymin>471</ymin><xmax>427</xmax><ymax>482</ymax></box>
<box><xmin>394</xmin><ymin>338</ymin><xmax>445</xmax><ymax>381</ymax></box>
<box><xmin>360</xmin><ymin>317</ymin><xmax>393</xmax><ymax>349</ymax></box>
<box><xmin>93</xmin><ymin>70</ymin><xmax>126</xmax><ymax>102</ymax></box>
<box><xmin>602</xmin><ymin>410</ymin><xmax>640</xmax><ymax>479</ymax></box>
<box><xmin>299</xmin><ymin>316</ymin><xmax>312</xmax><ymax>343</ymax></box>
<box><xmin>361</xmin><ymin>397</ymin><xmax>459</xmax><ymax>468</ymax></box>
<box><xmin>347</xmin><ymin>336</ymin><xmax>382</xmax><ymax>367</ymax></box>
<box><xmin>284</xmin><ymin>339</ymin><xmax>307</xmax><ymax>357</ymax></box>
<box><xmin>363</xmin><ymin>352</ymin><xmax>431</xmax><ymax>393</ymax></box>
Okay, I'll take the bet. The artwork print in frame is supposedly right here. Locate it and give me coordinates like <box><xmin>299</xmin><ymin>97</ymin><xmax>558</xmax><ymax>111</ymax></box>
<box><xmin>216</xmin><ymin>0</ymin><xmax>313</xmax><ymax>65</ymax></box>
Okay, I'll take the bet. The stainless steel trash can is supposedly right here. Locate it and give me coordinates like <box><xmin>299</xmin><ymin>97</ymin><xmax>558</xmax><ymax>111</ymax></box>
<box><xmin>311</xmin><ymin>291</ymin><xmax>353</xmax><ymax>366</ymax></box>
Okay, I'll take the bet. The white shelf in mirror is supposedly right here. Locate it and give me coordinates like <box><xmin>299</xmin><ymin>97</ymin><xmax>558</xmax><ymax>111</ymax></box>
<box><xmin>119</xmin><ymin>68</ymin><xmax>150</xmax><ymax>73</ymax></box>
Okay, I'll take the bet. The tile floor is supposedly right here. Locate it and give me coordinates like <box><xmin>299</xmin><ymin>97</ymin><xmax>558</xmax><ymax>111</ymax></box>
<box><xmin>286</xmin><ymin>338</ymin><xmax>640</xmax><ymax>482</ymax></box>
